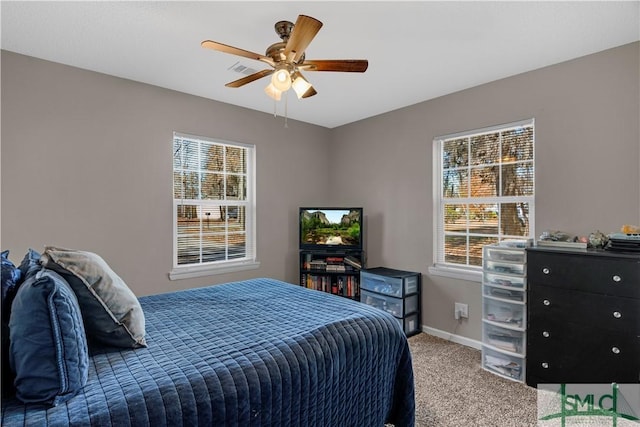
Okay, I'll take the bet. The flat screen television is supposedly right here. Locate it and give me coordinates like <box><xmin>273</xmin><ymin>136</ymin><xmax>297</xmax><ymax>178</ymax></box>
<box><xmin>299</xmin><ymin>207</ymin><xmax>363</xmax><ymax>251</ymax></box>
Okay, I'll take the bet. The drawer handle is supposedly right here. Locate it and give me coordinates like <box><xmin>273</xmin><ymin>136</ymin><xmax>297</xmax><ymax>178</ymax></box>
<box><xmin>542</xmin><ymin>362</ymin><xmax>549</xmax><ymax>369</ymax></box>
<box><xmin>543</xmin><ymin>299</ymin><xmax>551</xmax><ymax>306</ymax></box>
<box><xmin>542</xmin><ymin>267</ymin><xmax>550</xmax><ymax>275</ymax></box>
<box><xmin>542</xmin><ymin>331</ymin><xmax>550</xmax><ymax>338</ymax></box>
<box><xmin>613</xmin><ymin>311</ymin><xmax>622</xmax><ymax>319</ymax></box>
<box><xmin>612</xmin><ymin>275</ymin><xmax>622</xmax><ymax>283</ymax></box>
<box><xmin>612</xmin><ymin>347</ymin><xmax>620</xmax><ymax>354</ymax></box>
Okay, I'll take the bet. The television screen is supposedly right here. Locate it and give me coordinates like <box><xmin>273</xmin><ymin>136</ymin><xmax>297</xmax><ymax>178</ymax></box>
<box><xmin>299</xmin><ymin>207</ymin><xmax>363</xmax><ymax>250</ymax></box>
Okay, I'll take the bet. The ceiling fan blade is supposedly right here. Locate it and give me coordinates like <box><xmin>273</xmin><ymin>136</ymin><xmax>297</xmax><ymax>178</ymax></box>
<box><xmin>201</xmin><ymin>40</ymin><xmax>275</xmax><ymax>67</ymax></box>
<box><xmin>225</xmin><ymin>69</ymin><xmax>274</xmax><ymax>88</ymax></box>
<box><xmin>284</xmin><ymin>15</ymin><xmax>323</xmax><ymax>63</ymax></box>
<box><xmin>300</xmin><ymin>59</ymin><xmax>369</xmax><ymax>72</ymax></box>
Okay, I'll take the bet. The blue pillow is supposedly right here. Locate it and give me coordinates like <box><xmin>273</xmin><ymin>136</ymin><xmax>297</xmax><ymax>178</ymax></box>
<box><xmin>18</xmin><ymin>248</ymin><xmax>41</xmax><ymax>281</ymax></box>
<box><xmin>1</xmin><ymin>250</ymin><xmax>22</xmax><ymax>397</ymax></box>
<box><xmin>1</xmin><ymin>250</ymin><xmax>22</xmax><ymax>322</ymax></box>
<box><xmin>9</xmin><ymin>268</ymin><xmax>89</xmax><ymax>406</ymax></box>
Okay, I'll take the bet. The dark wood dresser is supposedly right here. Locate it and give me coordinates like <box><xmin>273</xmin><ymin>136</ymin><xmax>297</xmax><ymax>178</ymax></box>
<box><xmin>526</xmin><ymin>247</ymin><xmax>640</xmax><ymax>387</ymax></box>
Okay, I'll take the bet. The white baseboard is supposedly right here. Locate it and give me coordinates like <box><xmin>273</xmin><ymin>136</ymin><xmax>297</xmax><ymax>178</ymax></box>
<box><xmin>421</xmin><ymin>325</ymin><xmax>483</xmax><ymax>350</ymax></box>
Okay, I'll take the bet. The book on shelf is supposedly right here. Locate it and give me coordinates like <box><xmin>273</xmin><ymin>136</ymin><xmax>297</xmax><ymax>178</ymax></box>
<box><xmin>325</xmin><ymin>256</ymin><xmax>347</xmax><ymax>272</ymax></box>
<box><xmin>345</xmin><ymin>276</ymin><xmax>360</xmax><ymax>298</ymax></box>
<box><xmin>343</xmin><ymin>255</ymin><xmax>362</xmax><ymax>269</ymax></box>
<box><xmin>309</xmin><ymin>260</ymin><xmax>327</xmax><ymax>271</ymax></box>
<box><xmin>303</xmin><ymin>253</ymin><xmax>313</xmax><ymax>269</ymax></box>
<box><xmin>337</xmin><ymin>276</ymin><xmax>346</xmax><ymax>295</ymax></box>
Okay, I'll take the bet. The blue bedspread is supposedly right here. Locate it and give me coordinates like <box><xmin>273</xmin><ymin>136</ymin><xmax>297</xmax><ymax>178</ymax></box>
<box><xmin>2</xmin><ymin>278</ymin><xmax>414</xmax><ymax>426</ymax></box>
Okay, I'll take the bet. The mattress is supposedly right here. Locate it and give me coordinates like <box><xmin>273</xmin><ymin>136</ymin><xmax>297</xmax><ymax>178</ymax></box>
<box><xmin>2</xmin><ymin>278</ymin><xmax>415</xmax><ymax>426</ymax></box>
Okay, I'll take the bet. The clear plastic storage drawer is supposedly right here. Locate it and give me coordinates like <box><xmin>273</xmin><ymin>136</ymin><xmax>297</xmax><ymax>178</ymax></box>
<box><xmin>482</xmin><ymin>346</ymin><xmax>524</xmax><ymax>381</ymax></box>
<box><xmin>395</xmin><ymin>312</ymin><xmax>420</xmax><ymax>336</ymax></box>
<box><xmin>361</xmin><ymin>289</ymin><xmax>418</xmax><ymax>317</ymax></box>
<box><xmin>483</xmin><ymin>284</ymin><xmax>525</xmax><ymax>302</ymax></box>
<box><xmin>483</xmin><ymin>322</ymin><xmax>525</xmax><ymax>354</ymax></box>
<box><xmin>483</xmin><ymin>260</ymin><xmax>525</xmax><ymax>276</ymax></box>
<box><xmin>360</xmin><ymin>268</ymin><xmax>419</xmax><ymax>297</ymax></box>
<box><xmin>484</xmin><ymin>298</ymin><xmax>525</xmax><ymax>328</ymax></box>
<box><xmin>483</xmin><ymin>272</ymin><xmax>525</xmax><ymax>288</ymax></box>
<box><xmin>483</xmin><ymin>247</ymin><xmax>526</xmax><ymax>263</ymax></box>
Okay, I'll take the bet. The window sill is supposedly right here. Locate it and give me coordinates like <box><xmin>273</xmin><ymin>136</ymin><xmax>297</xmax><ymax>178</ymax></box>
<box><xmin>428</xmin><ymin>265</ymin><xmax>482</xmax><ymax>283</ymax></box>
<box><xmin>169</xmin><ymin>260</ymin><xmax>260</xmax><ymax>281</ymax></box>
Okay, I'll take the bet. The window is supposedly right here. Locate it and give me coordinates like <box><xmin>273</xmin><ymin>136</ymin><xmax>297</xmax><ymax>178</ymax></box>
<box><xmin>431</xmin><ymin>119</ymin><xmax>534</xmax><ymax>280</ymax></box>
<box><xmin>170</xmin><ymin>132</ymin><xmax>258</xmax><ymax>280</ymax></box>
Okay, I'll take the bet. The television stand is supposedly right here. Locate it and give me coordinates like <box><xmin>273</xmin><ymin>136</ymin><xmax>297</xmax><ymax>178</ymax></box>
<box><xmin>299</xmin><ymin>248</ymin><xmax>365</xmax><ymax>300</ymax></box>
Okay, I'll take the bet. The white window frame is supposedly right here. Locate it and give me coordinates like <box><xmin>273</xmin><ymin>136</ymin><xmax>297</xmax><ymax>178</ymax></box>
<box><xmin>429</xmin><ymin>118</ymin><xmax>535</xmax><ymax>282</ymax></box>
<box><xmin>170</xmin><ymin>132</ymin><xmax>259</xmax><ymax>280</ymax></box>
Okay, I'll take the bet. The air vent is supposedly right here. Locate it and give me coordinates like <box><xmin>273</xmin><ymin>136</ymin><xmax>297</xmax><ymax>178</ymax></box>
<box><xmin>228</xmin><ymin>61</ymin><xmax>259</xmax><ymax>76</ymax></box>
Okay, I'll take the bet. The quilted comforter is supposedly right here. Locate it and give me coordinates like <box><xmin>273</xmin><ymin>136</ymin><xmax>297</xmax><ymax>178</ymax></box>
<box><xmin>2</xmin><ymin>278</ymin><xmax>415</xmax><ymax>426</ymax></box>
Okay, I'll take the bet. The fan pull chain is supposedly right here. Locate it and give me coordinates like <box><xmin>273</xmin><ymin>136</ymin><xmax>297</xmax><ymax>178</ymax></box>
<box><xmin>284</xmin><ymin>93</ymin><xmax>288</xmax><ymax>128</ymax></box>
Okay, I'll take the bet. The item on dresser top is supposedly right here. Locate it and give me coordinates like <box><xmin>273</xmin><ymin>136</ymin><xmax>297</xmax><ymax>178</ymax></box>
<box><xmin>606</xmin><ymin>232</ymin><xmax>640</xmax><ymax>252</ymax></box>
<box><xmin>537</xmin><ymin>230</ymin><xmax>586</xmax><ymax>249</ymax></box>
<box><xmin>621</xmin><ymin>224</ymin><xmax>640</xmax><ymax>234</ymax></box>
<box><xmin>587</xmin><ymin>230</ymin><xmax>608</xmax><ymax>249</ymax></box>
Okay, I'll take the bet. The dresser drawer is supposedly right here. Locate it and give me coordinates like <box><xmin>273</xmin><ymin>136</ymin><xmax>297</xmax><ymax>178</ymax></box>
<box><xmin>529</xmin><ymin>285</ymin><xmax>638</xmax><ymax>332</ymax></box>
<box><xmin>527</xmin><ymin>330</ymin><xmax>640</xmax><ymax>384</ymax></box>
<box><xmin>527</xmin><ymin>250</ymin><xmax>640</xmax><ymax>298</ymax></box>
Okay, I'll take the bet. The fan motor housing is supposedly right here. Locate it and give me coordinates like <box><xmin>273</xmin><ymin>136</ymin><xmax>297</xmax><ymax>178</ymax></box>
<box><xmin>274</xmin><ymin>20</ymin><xmax>294</xmax><ymax>40</ymax></box>
<box><xmin>265</xmin><ymin>42</ymin><xmax>287</xmax><ymax>62</ymax></box>
<box><xmin>266</xmin><ymin>41</ymin><xmax>305</xmax><ymax>64</ymax></box>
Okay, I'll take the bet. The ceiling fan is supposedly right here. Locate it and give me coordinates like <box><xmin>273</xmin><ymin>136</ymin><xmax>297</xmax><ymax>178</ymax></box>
<box><xmin>201</xmin><ymin>14</ymin><xmax>368</xmax><ymax>101</ymax></box>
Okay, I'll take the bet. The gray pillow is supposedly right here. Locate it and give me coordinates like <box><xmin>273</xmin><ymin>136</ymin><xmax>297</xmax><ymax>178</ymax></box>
<box><xmin>40</xmin><ymin>247</ymin><xmax>146</xmax><ymax>348</ymax></box>
<box><xmin>9</xmin><ymin>269</ymin><xmax>88</xmax><ymax>406</ymax></box>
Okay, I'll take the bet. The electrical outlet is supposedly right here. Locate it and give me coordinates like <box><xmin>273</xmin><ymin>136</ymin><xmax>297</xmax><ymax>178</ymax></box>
<box><xmin>454</xmin><ymin>302</ymin><xmax>469</xmax><ymax>320</ymax></box>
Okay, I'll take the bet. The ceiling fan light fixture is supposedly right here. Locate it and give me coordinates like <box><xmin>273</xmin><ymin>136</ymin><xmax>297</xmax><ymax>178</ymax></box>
<box><xmin>291</xmin><ymin>73</ymin><xmax>313</xmax><ymax>99</ymax></box>
<box><xmin>264</xmin><ymin>83</ymin><xmax>282</xmax><ymax>101</ymax></box>
<box><xmin>271</xmin><ymin>68</ymin><xmax>292</xmax><ymax>91</ymax></box>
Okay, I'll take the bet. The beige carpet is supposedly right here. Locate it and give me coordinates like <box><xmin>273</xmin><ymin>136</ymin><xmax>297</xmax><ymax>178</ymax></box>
<box><xmin>408</xmin><ymin>332</ymin><xmax>537</xmax><ymax>426</ymax></box>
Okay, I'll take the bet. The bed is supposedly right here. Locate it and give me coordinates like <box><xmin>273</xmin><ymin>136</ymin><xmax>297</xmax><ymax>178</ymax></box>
<box><xmin>1</xmin><ymin>277</ymin><xmax>415</xmax><ymax>426</ymax></box>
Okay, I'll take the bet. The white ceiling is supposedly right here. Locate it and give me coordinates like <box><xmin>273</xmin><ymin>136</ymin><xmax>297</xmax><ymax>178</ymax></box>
<box><xmin>2</xmin><ymin>1</ymin><xmax>639</xmax><ymax>128</ymax></box>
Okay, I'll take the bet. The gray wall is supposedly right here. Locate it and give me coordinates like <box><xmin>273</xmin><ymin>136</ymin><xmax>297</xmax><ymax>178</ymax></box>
<box><xmin>1</xmin><ymin>51</ymin><xmax>331</xmax><ymax>296</ymax></box>
<box><xmin>330</xmin><ymin>41</ymin><xmax>640</xmax><ymax>341</ymax></box>
<box><xmin>2</xmin><ymin>42</ymin><xmax>639</xmax><ymax>342</ymax></box>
